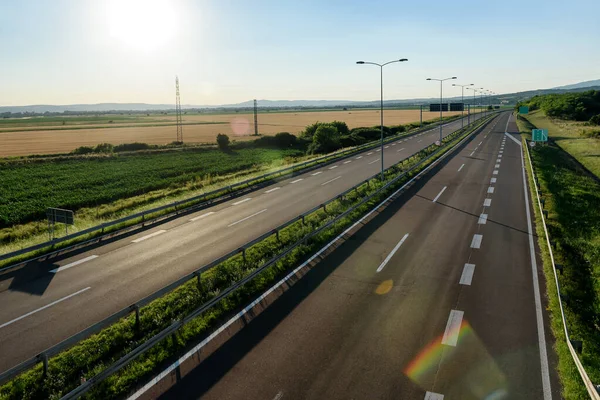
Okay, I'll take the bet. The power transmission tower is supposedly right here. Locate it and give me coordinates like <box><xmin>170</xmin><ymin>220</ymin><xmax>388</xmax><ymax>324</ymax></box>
<box><xmin>175</xmin><ymin>76</ymin><xmax>183</xmax><ymax>143</ymax></box>
<box><xmin>254</xmin><ymin>99</ymin><xmax>258</xmax><ymax>136</ymax></box>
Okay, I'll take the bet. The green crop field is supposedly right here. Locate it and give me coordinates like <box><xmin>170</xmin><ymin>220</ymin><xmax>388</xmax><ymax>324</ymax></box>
<box><xmin>0</xmin><ymin>147</ymin><xmax>303</xmax><ymax>229</ymax></box>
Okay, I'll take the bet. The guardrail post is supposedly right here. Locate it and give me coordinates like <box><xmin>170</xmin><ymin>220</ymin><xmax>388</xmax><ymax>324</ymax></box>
<box><xmin>555</xmin><ymin>263</ymin><xmax>564</xmax><ymax>274</ymax></box>
<box><xmin>242</xmin><ymin>248</ymin><xmax>246</xmax><ymax>263</ymax></box>
<box><xmin>134</xmin><ymin>304</ymin><xmax>140</xmax><ymax>330</ymax></box>
<box><xmin>543</xmin><ymin>210</ymin><xmax>548</xmax><ymax>219</ymax></box>
<box><xmin>141</xmin><ymin>213</ymin><xmax>145</xmax><ymax>227</ymax></box>
<box><xmin>275</xmin><ymin>229</ymin><xmax>280</xmax><ymax>242</ymax></box>
<box><xmin>322</xmin><ymin>204</ymin><xmax>327</xmax><ymax>212</ymax></box>
<box><xmin>42</xmin><ymin>352</ymin><xmax>48</xmax><ymax>377</ymax></box>
<box><xmin>571</xmin><ymin>339</ymin><xmax>583</xmax><ymax>353</ymax></box>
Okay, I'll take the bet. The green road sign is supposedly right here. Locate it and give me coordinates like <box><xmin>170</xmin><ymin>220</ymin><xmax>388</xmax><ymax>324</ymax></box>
<box><xmin>519</xmin><ymin>106</ymin><xmax>529</xmax><ymax>114</ymax></box>
<box><xmin>532</xmin><ymin>129</ymin><xmax>548</xmax><ymax>142</ymax></box>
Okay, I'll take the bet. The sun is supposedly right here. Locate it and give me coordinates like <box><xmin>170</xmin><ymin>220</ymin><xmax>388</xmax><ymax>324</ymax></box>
<box><xmin>106</xmin><ymin>0</ymin><xmax>178</xmax><ymax>52</ymax></box>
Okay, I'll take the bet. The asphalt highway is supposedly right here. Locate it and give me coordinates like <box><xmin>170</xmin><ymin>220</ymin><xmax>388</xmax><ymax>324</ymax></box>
<box><xmin>156</xmin><ymin>113</ymin><xmax>561</xmax><ymax>399</ymax></box>
<box><xmin>0</xmin><ymin>112</ymin><xmax>487</xmax><ymax>373</ymax></box>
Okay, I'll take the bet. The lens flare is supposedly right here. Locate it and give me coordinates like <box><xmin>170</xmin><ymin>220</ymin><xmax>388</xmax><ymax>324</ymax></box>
<box><xmin>230</xmin><ymin>117</ymin><xmax>251</xmax><ymax>136</ymax></box>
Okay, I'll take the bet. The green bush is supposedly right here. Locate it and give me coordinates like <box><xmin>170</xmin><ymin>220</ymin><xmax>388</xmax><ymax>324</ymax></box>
<box><xmin>71</xmin><ymin>146</ymin><xmax>94</xmax><ymax>155</ymax></box>
<box><xmin>216</xmin><ymin>134</ymin><xmax>230</xmax><ymax>150</ymax></box>
<box><xmin>309</xmin><ymin>124</ymin><xmax>341</xmax><ymax>154</ymax></box>
<box><xmin>520</xmin><ymin>90</ymin><xmax>600</xmax><ymax>121</ymax></box>
<box><xmin>589</xmin><ymin>114</ymin><xmax>600</xmax><ymax>126</ymax></box>
<box><xmin>113</xmin><ymin>143</ymin><xmax>151</xmax><ymax>152</ymax></box>
<box><xmin>329</xmin><ymin>121</ymin><xmax>350</xmax><ymax>136</ymax></box>
<box><xmin>300</xmin><ymin>121</ymin><xmax>321</xmax><ymax>139</ymax></box>
<box><xmin>274</xmin><ymin>132</ymin><xmax>298</xmax><ymax>148</ymax></box>
<box><xmin>350</xmin><ymin>127</ymin><xmax>381</xmax><ymax>141</ymax></box>
<box><xmin>93</xmin><ymin>143</ymin><xmax>114</xmax><ymax>153</ymax></box>
<box><xmin>390</xmin><ymin>125</ymin><xmax>406</xmax><ymax>134</ymax></box>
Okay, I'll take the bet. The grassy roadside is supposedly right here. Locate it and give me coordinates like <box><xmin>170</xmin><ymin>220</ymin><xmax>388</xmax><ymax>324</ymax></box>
<box><xmin>518</xmin><ymin>114</ymin><xmax>600</xmax><ymax>399</ymax></box>
<box><xmin>0</xmin><ymin>116</ymin><xmax>492</xmax><ymax>400</ymax></box>
<box><xmin>525</xmin><ymin>110</ymin><xmax>600</xmax><ymax>177</ymax></box>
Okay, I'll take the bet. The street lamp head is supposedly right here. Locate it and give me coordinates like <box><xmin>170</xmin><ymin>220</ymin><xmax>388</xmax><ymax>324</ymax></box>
<box><xmin>469</xmin><ymin>83</ymin><xmax>474</xmax><ymax>86</ymax></box>
<box><xmin>356</xmin><ymin>61</ymin><xmax>365</xmax><ymax>64</ymax></box>
<box><xmin>451</xmin><ymin>77</ymin><xmax>457</xmax><ymax>79</ymax></box>
<box><xmin>399</xmin><ymin>58</ymin><xmax>408</xmax><ymax>62</ymax></box>
<box><xmin>426</xmin><ymin>78</ymin><xmax>432</xmax><ymax>81</ymax></box>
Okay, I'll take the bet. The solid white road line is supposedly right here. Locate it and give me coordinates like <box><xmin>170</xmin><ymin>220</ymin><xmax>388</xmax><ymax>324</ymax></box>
<box><xmin>190</xmin><ymin>211</ymin><xmax>215</xmax><ymax>222</ymax></box>
<box><xmin>397</xmin><ymin>148</ymin><xmax>405</xmax><ymax>152</ymax></box>
<box><xmin>490</xmin><ymin>177</ymin><xmax>497</xmax><ymax>183</ymax></box>
<box><xmin>471</xmin><ymin>234</ymin><xmax>483</xmax><ymax>249</ymax></box>
<box><xmin>265</xmin><ymin>187</ymin><xmax>281</xmax><ymax>194</ymax></box>
<box><xmin>50</xmin><ymin>255</ymin><xmax>98</xmax><ymax>274</ymax></box>
<box><xmin>520</xmin><ymin>130</ymin><xmax>553</xmax><ymax>399</ymax></box>
<box><xmin>290</xmin><ymin>178</ymin><xmax>303</xmax><ymax>184</ymax></box>
<box><xmin>442</xmin><ymin>309</ymin><xmax>464</xmax><ymax>346</ymax></box>
<box><xmin>368</xmin><ymin>158</ymin><xmax>381</xmax><ymax>165</ymax></box>
<box><xmin>132</xmin><ymin>230</ymin><xmax>167</xmax><ymax>243</ymax></box>
<box><xmin>432</xmin><ymin>186</ymin><xmax>447</xmax><ymax>203</ymax></box>
<box><xmin>488</xmin><ymin>186</ymin><xmax>495</xmax><ymax>193</ymax></box>
<box><xmin>228</xmin><ymin>209</ymin><xmax>268</xmax><ymax>227</ymax></box>
<box><xmin>425</xmin><ymin>392</ymin><xmax>444</xmax><ymax>400</ymax></box>
<box><xmin>321</xmin><ymin>176</ymin><xmax>342</xmax><ymax>186</ymax></box>
<box><xmin>343</xmin><ymin>160</ymin><xmax>352</xmax><ymax>164</ymax></box>
<box><xmin>459</xmin><ymin>263</ymin><xmax>476</xmax><ymax>285</ymax></box>
<box><xmin>458</xmin><ymin>163</ymin><xmax>465</xmax><ymax>172</ymax></box>
<box><xmin>311</xmin><ymin>171</ymin><xmax>323</xmax><ymax>176</ymax></box>
<box><xmin>329</xmin><ymin>165</ymin><xmax>338</xmax><ymax>170</ymax></box>
<box><xmin>479</xmin><ymin>141</ymin><xmax>483</xmax><ymax>145</ymax></box>
<box><xmin>376</xmin><ymin>233</ymin><xmax>409</xmax><ymax>272</ymax></box>
<box><xmin>483</xmin><ymin>198</ymin><xmax>492</xmax><ymax>207</ymax></box>
<box><xmin>469</xmin><ymin>151</ymin><xmax>475</xmax><ymax>156</ymax></box>
<box><xmin>478</xmin><ymin>213</ymin><xmax>488</xmax><ymax>224</ymax></box>
<box><xmin>493</xmin><ymin>170</ymin><xmax>499</xmax><ymax>175</ymax></box>
<box><xmin>233</xmin><ymin>198</ymin><xmax>252</xmax><ymax>205</ymax></box>
<box><xmin>0</xmin><ymin>287</ymin><xmax>92</xmax><ymax>329</ymax></box>
<box><xmin>504</xmin><ymin>131</ymin><xmax>522</xmax><ymax>146</ymax></box>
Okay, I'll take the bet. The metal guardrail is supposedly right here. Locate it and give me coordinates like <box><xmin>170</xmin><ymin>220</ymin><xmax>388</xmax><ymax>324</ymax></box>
<box><xmin>524</xmin><ymin>139</ymin><xmax>600</xmax><ymax>399</ymax></box>
<box><xmin>0</xmin><ymin>113</ymin><xmax>481</xmax><ymax>271</ymax></box>
<box><xmin>53</xmin><ymin>115</ymin><xmax>496</xmax><ymax>399</ymax></box>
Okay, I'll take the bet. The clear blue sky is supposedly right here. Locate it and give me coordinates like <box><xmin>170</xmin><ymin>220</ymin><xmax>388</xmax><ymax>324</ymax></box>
<box><xmin>1</xmin><ymin>0</ymin><xmax>599</xmax><ymax>106</ymax></box>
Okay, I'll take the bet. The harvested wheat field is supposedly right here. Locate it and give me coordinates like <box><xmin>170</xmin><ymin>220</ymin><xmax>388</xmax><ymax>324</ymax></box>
<box><xmin>0</xmin><ymin>109</ymin><xmax>463</xmax><ymax>157</ymax></box>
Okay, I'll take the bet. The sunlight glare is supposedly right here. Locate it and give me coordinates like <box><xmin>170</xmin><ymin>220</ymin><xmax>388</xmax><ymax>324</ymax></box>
<box><xmin>107</xmin><ymin>0</ymin><xmax>178</xmax><ymax>52</ymax></box>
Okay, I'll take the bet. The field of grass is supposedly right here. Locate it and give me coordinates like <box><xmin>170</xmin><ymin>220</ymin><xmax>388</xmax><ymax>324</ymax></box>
<box><xmin>0</xmin><ymin>109</ymin><xmax>465</xmax><ymax>156</ymax></box>
<box><xmin>0</xmin><ymin>115</ymin><xmax>486</xmax><ymax>400</ymax></box>
<box><xmin>0</xmin><ymin>147</ymin><xmax>303</xmax><ymax>230</ymax></box>
<box><xmin>525</xmin><ymin>110</ymin><xmax>600</xmax><ymax>176</ymax></box>
<box><xmin>518</xmin><ymin>115</ymin><xmax>600</xmax><ymax>399</ymax></box>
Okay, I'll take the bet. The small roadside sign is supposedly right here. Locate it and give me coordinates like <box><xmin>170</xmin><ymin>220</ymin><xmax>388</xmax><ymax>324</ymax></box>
<box><xmin>532</xmin><ymin>129</ymin><xmax>548</xmax><ymax>142</ymax></box>
<box><xmin>519</xmin><ymin>106</ymin><xmax>529</xmax><ymax>114</ymax></box>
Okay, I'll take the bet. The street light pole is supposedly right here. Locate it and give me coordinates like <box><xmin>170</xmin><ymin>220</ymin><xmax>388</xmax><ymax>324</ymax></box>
<box><xmin>465</xmin><ymin>86</ymin><xmax>477</xmax><ymax>124</ymax></box>
<box><xmin>478</xmin><ymin>88</ymin><xmax>485</xmax><ymax>118</ymax></box>
<box><xmin>356</xmin><ymin>58</ymin><xmax>408</xmax><ymax>181</ymax></box>
<box><xmin>452</xmin><ymin>83</ymin><xmax>474</xmax><ymax>128</ymax></box>
<box><xmin>426</xmin><ymin>76</ymin><xmax>457</xmax><ymax>143</ymax></box>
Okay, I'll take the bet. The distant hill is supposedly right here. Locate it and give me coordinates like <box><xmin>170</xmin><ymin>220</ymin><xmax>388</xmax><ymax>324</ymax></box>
<box><xmin>2</xmin><ymin>79</ymin><xmax>599</xmax><ymax>115</ymax></box>
<box><xmin>553</xmin><ymin>79</ymin><xmax>600</xmax><ymax>90</ymax></box>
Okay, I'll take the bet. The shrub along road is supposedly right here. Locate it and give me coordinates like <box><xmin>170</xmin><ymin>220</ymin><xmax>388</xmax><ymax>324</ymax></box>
<box><xmin>0</xmin><ymin>113</ymin><xmax>485</xmax><ymax>374</ymax></box>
